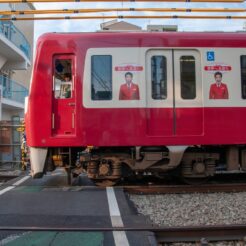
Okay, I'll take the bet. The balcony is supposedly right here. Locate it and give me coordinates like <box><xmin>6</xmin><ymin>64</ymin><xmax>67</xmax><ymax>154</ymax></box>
<box><xmin>0</xmin><ymin>20</ymin><xmax>31</xmax><ymax>59</ymax></box>
<box><xmin>0</xmin><ymin>19</ymin><xmax>31</xmax><ymax>70</ymax></box>
<box><xmin>0</xmin><ymin>75</ymin><xmax>28</xmax><ymax>107</ymax></box>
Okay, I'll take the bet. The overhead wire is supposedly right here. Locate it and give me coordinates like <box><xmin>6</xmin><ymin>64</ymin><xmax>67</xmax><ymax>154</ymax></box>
<box><xmin>1</xmin><ymin>8</ymin><xmax>246</xmax><ymax>15</ymax></box>
<box><xmin>0</xmin><ymin>0</ymin><xmax>244</xmax><ymax>3</ymax></box>
<box><xmin>1</xmin><ymin>15</ymin><xmax>246</xmax><ymax>21</ymax></box>
<box><xmin>1</xmin><ymin>0</ymin><xmax>245</xmax><ymax>21</ymax></box>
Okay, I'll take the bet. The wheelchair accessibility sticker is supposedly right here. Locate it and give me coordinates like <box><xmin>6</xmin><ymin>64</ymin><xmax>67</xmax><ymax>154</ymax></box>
<box><xmin>207</xmin><ymin>51</ymin><xmax>215</xmax><ymax>61</ymax></box>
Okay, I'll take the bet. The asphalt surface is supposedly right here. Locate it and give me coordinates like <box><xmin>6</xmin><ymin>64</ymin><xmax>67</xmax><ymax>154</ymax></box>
<box><xmin>0</xmin><ymin>169</ymin><xmax>156</xmax><ymax>246</ymax></box>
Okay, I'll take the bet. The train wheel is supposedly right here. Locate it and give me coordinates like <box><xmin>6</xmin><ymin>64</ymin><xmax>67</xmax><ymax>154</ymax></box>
<box><xmin>94</xmin><ymin>179</ymin><xmax>119</xmax><ymax>187</ymax></box>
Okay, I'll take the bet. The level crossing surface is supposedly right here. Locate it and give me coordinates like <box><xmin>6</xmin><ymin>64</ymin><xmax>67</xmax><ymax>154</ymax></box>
<box><xmin>0</xmin><ymin>169</ymin><xmax>156</xmax><ymax>246</ymax></box>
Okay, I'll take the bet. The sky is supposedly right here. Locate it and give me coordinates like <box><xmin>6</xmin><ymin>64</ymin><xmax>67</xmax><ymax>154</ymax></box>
<box><xmin>33</xmin><ymin>2</ymin><xmax>246</xmax><ymax>43</ymax></box>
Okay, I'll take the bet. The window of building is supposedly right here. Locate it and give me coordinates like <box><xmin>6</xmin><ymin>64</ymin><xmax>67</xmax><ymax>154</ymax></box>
<box><xmin>180</xmin><ymin>56</ymin><xmax>196</xmax><ymax>99</ymax></box>
<box><xmin>240</xmin><ymin>56</ymin><xmax>246</xmax><ymax>99</ymax></box>
<box><xmin>54</xmin><ymin>59</ymin><xmax>72</xmax><ymax>99</ymax></box>
<box><xmin>91</xmin><ymin>55</ymin><xmax>112</xmax><ymax>100</ymax></box>
<box><xmin>151</xmin><ymin>56</ymin><xmax>167</xmax><ymax>100</ymax></box>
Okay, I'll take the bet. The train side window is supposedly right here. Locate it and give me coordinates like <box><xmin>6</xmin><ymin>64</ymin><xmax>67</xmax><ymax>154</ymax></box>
<box><xmin>151</xmin><ymin>56</ymin><xmax>167</xmax><ymax>100</ymax></box>
<box><xmin>240</xmin><ymin>56</ymin><xmax>246</xmax><ymax>99</ymax></box>
<box><xmin>54</xmin><ymin>59</ymin><xmax>73</xmax><ymax>99</ymax></box>
<box><xmin>180</xmin><ymin>56</ymin><xmax>196</xmax><ymax>99</ymax></box>
<box><xmin>91</xmin><ymin>55</ymin><xmax>112</xmax><ymax>100</ymax></box>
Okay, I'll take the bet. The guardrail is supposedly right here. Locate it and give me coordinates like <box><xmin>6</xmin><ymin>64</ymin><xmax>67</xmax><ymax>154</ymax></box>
<box><xmin>0</xmin><ymin>19</ymin><xmax>31</xmax><ymax>59</ymax></box>
<box><xmin>0</xmin><ymin>76</ymin><xmax>28</xmax><ymax>104</ymax></box>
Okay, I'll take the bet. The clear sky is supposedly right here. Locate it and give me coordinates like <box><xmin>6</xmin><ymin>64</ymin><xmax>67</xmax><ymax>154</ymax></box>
<box><xmin>33</xmin><ymin>2</ymin><xmax>246</xmax><ymax>42</ymax></box>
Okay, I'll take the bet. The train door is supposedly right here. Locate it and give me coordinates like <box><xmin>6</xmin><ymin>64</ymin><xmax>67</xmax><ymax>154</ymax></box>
<box><xmin>146</xmin><ymin>50</ymin><xmax>174</xmax><ymax>136</ymax></box>
<box><xmin>174</xmin><ymin>50</ymin><xmax>203</xmax><ymax>136</ymax></box>
<box><xmin>146</xmin><ymin>49</ymin><xmax>203</xmax><ymax>136</ymax></box>
<box><xmin>52</xmin><ymin>55</ymin><xmax>76</xmax><ymax>136</ymax></box>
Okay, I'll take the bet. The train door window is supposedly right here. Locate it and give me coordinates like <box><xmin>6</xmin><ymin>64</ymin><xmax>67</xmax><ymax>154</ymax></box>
<box><xmin>240</xmin><ymin>56</ymin><xmax>246</xmax><ymax>99</ymax></box>
<box><xmin>54</xmin><ymin>59</ymin><xmax>73</xmax><ymax>99</ymax></box>
<box><xmin>151</xmin><ymin>56</ymin><xmax>167</xmax><ymax>100</ymax></box>
<box><xmin>180</xmin><ymin>56</ymin><xmax>196</xmax><ymax>99</ymax></box>
<box><xmin>91</xmin><ymin>55</ymin><xmax>112</xmax><ymax>100</ymax></box>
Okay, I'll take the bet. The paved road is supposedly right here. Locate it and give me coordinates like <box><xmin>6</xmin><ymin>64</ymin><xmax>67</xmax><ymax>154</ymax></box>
<box><xmin>0</xmin><ymin>169</ymin><xmax>156</xmax><ymax>246</ymax></box>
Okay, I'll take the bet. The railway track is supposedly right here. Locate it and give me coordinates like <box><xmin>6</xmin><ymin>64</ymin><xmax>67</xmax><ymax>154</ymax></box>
<box><xmin>124</xmin><ymin>183</ymin><xmax>246</xmax><ymax>194</ymax></box>
<box><xmin>2</xmin><ymin>174</ymin><xmax>246</xmax><ymax>195</ymax></box>
<box><xmin>0</xmin><ymin>224</ymin><xmax>245</xmax><ymax>243</ymax></box>
<box><xmin>1</xmin><ymin>175</ymin><xmax>246</xmax><ymax>244</ymax></box>
<box><xmin>155</xmin><ymin>224</ymin><xmax>246</xmax><ymax>243</ymax></box>
<box><xmin>0</xmin><ymin>175</ymin><xmax>18</xmax><ymax>183</ymax></box>
<box><xmin>2</xmin><ymin>180</ymin><xmax>246</xmax><ymax>194</ymax></box>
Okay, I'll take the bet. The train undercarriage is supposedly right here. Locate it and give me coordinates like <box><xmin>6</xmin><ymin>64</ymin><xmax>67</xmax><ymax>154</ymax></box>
<box><xmin>30</xmin><ymin>145</ymin><xmax>246</xmax><ymax>186</ymax></box>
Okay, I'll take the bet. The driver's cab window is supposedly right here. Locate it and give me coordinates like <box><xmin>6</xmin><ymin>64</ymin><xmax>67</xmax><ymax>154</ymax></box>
<box><xmin>54</xmin><ymin>59</ymin><xmax>73</xmax><ymax>99</ymax></box>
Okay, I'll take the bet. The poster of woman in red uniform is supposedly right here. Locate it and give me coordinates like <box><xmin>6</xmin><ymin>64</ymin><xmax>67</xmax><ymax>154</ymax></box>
<box><xmin>209</xmin><ymin>71</ymin><xmax>229</xmax><ymax>99</ymax></box>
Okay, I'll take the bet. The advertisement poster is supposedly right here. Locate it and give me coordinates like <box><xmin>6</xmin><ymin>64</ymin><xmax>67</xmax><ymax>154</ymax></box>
<box><xmin>115</xmin><ymin>63</ymin><xmax>143</xmax><ymax>101</ymax></box>
<box><xmin>204</xmin><ymin>62</ymin><xmax>232</xmax><ymax>100</ymax></box>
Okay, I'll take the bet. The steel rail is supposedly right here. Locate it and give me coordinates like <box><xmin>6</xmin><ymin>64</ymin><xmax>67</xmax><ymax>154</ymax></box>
<box><xmin>0</xmin><ymin>0</ymin><xmax>244</xmax><ymax>3</ymax></box>
<box><xmin>1</xmin><ymin>8</ymin><xmax>246</xmax><ymax>16</ymax></box>
<box><xmin>124</xmin><ymin>183</ymin><xmax>246</xmax><ymax>194</ymax></box>
<box><xmin>0</xmin><ymin>224</ymin><xmax>245</xmax><ymax>242</ymax></box>
<box><xmin>0</xmin><ymin>175</ymin><xmax>19</xmax><ymax>181</ymax></box>
<box><xmin>0</xmin><ymin>183</ymin><xmax>245</xmax><ymax>192</ymax></box>
<box><xmin>1</xmin><ymin>15</ymin><xmax>246</xmax><ymax>21</ymax></box>
<box><xmin>155</xmin><ymin>224</ymin><xmax>246</xmax><ymax>243</ymax></box>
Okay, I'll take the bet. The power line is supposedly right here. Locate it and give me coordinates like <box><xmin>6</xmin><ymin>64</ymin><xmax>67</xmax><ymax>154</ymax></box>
<box><xmin>2</xmin><ymin>15</ymin><xmax>246</xmax><ymax>21</ymax></box>
<box><xmin>2</xmin><ymin>8</ymin><xmax>246</xmax><ymax>16</ymax></box>
<box><xmin>0</xmin><ymin>0</ymin><xmax>244</xmax><ymax>3</ymax></box>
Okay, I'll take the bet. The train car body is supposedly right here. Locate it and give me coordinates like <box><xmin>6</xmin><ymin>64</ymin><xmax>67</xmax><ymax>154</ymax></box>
<box><xmin>26</xmin><ymin>32</ymin><xmax>246</xmax><ymax>184</ymax></box>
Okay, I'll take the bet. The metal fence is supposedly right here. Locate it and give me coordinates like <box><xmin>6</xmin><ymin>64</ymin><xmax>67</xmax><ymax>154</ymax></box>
<box><xmin>0</xmin><ymin>75</ymin><xmax>29</xmax><ymax>103</ymax></box>
<box><xmin>0</xmin><ymin>19</ymin><xmax>31</xmax><ymax>59</ymax></box>
<box><xmin>0</xmin><ymin>121</ymin><xmax>23</xmax><ymax>170</ymax></box>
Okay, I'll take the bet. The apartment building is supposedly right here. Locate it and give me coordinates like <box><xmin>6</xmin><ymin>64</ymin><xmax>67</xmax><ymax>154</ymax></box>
<box><xmin>0</xmin><ymin>3</ymin><xmax>34</xmax><ymax>165</ymax></box>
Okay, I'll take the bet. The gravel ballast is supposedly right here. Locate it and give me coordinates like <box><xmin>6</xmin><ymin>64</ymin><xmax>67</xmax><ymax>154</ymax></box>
<box><xmin>129</xmin><ymin>192</ymin><xmax>246</xmax><ymax>227</ymax></box>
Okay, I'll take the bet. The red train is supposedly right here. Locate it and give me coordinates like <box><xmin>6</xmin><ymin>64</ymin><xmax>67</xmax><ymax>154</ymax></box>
<box><xmin>26</xmin><ymin>32</ymin><xmax>246</xmax><ymax>185</ymax></box>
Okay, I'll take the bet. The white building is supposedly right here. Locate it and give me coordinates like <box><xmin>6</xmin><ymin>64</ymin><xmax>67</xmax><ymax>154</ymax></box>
<box><xmin>100</xmin><ymin>20</ymin><xmax>142</xmax><ymax>31</ymax></box>
<box><xmin>0</xmin><ymin>3</ymin><xmax>34</xmax><ymax>121</ymax></box>
<box><xmin>0</xmin><ymin>3</ymin><xmax>34</xmax><ymax>164</ymax></box>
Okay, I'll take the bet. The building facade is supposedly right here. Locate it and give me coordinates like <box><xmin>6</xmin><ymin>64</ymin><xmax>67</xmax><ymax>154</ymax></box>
<box><xmin>100</xmin><ymin>20</ymin><xmax>142</xmax><ymax>31</ymax></box>
<box><xmin>0</xmin><ymin>3</ymin><xmax>34</xmax><ymax>166</ymax></box>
